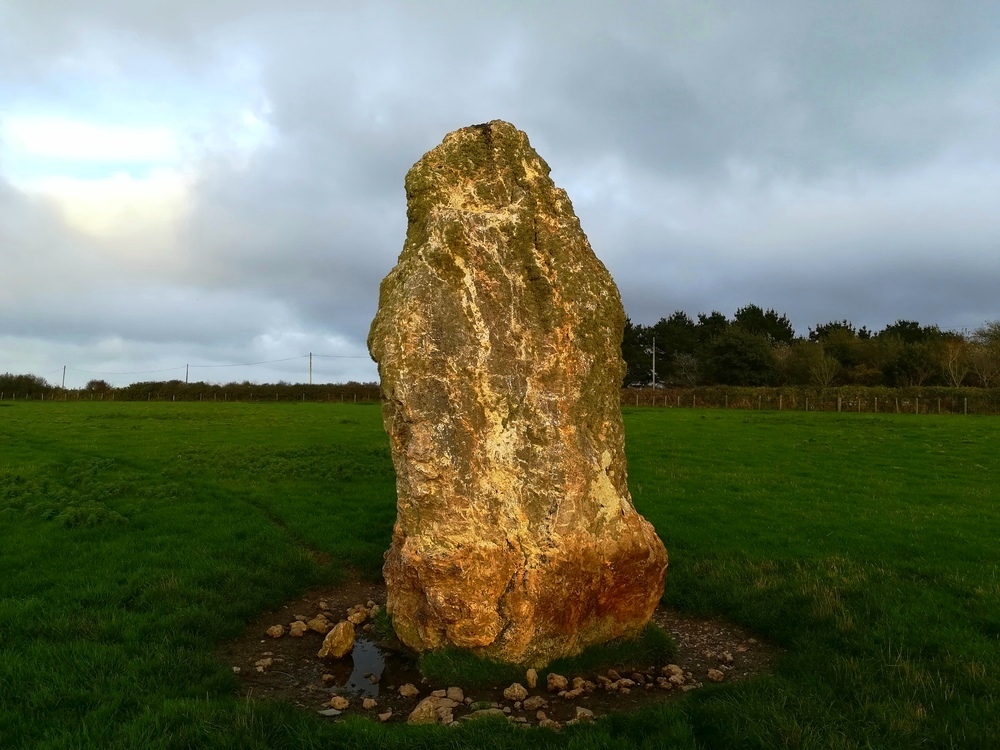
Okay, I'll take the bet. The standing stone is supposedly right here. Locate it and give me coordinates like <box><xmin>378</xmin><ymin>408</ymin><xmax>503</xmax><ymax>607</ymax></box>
<box><xmin>368</xmin><ymin>120</ymin><xmax>667</xmax><ymax>666</ymax></box>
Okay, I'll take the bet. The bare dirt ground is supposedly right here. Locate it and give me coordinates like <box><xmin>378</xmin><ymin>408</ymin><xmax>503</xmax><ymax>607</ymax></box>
<box><xmin>217</xmin><ymin>578</ymin><xmax>781</xmax><ymax>727</ymax></box>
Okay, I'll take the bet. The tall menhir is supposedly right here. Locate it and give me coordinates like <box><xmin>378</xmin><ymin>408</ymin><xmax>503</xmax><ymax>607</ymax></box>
<box><xmin>368</xmin><ymin>120</ymin><xmax>668</xmax><ymax>667</ymax></box>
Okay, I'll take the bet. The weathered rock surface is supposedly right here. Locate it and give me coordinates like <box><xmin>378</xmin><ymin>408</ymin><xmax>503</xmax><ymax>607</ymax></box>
<box><xmin>368</xmin><ymin>120</ymin><xmax>668</xmax><ymax>666</ymax></box>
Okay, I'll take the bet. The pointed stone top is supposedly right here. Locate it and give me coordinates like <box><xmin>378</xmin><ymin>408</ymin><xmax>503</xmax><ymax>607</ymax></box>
<box><xmin>404</xmin><ymin>120</ymin><xmax>558</xmax><ymax>221</ymax></box>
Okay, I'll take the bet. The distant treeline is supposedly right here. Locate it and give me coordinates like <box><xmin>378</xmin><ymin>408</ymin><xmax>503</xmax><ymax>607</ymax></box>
<box><xmin>0</xmin><ymin>375</ymin><xmax>381</xmax><ymax>402</ymax></box>
<box><xmin>625</xmin><ymin>306</ymin><xmax>1000</xmax><ymax>388</ymax></box>
<box><xmin>4</xmin><ymin>306</ymin><xmax>1000</xmax><ymax>396</ymax></box>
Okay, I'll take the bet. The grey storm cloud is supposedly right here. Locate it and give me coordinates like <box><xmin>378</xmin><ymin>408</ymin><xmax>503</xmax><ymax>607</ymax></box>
<box><xmin>2</xmin><ymin>0</ymin><xmax>999</xmax><ymax>385</ymax></box>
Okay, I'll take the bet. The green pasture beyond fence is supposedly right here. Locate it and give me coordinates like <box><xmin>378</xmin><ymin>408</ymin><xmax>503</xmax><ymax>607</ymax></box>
<box><xmin>4</xmin><ymin>384</ymin><xmax>999</xmax><ymax>415</ymax></box>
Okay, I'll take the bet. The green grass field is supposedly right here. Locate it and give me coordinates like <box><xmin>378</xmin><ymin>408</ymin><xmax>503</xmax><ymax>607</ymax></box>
<box><xmin>1</xmin><ymin>402</ymin><xmax>997</xmax><ymax>749</ymax></box>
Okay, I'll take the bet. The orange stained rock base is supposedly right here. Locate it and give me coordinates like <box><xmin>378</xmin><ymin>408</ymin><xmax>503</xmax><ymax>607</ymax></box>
<box><xmin>385</xmin><ymin>527</ymin><xmax>666</xmax><ymax>667</ymax></box>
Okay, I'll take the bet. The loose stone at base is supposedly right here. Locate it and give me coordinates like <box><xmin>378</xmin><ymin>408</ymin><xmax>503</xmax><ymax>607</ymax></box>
<box><xmin>307</xmin><ymin>617</ymin><xmax>330</xmax><ymax>634</ymax></box>
<box><xmin>317</xmin><ymin>620</ymin><xmax>354</xmax><ymax>659</ymax></box>
<box><xmin>407</xmin><ymin>697</ymin><xmax>439</xmax><ymax>725</ymax></box>
<box><xmin>547</xmin><ymin>674</ymin><xmax>568</xmax><ymax>692</ymax></box>
<box><xmin>398</xmin><ymin>683</ymin><xmax>420</xmax><ymax>698</ymax></box>
<box><xmin>522</xmin><ymin>695</ymin><xmax>547</xmax><ymax>711</ymax></box>
<box><xmin>503</xmin><ymin>683</ymin><xmax>528</xmax><ymax>701</ymax></box>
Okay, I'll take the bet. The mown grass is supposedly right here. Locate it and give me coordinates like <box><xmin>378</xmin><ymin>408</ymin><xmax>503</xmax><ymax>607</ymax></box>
<box><xmin>1</xmin><ymin>402</ymin><xmax>997</xmax><ymax>749</ymax></box>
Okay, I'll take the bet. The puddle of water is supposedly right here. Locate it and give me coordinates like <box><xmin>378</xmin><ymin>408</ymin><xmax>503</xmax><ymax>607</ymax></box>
<box><xmin>341</xmin><ymin>639</ymin><xmax>386</xmax><ymax>697</ymax></box>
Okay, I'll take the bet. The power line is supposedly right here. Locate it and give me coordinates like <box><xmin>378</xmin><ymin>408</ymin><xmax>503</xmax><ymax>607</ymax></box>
<box><xmin>68</xmin><ymin>366</ymin><xmax>186</xmax><ymax>376</ymax></box>
<box><xmin>188</xmin><ymin>356</ymin><xmax>307</xmax><ymax>369</ymax></box>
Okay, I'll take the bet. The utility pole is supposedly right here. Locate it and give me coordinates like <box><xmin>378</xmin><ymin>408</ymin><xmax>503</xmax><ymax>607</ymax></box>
<box><xmin>651</xmin><ymin>336</ymin><xmax>656</xmax><ymax>388</ymax></box>
<box><xmin>185</xmin><ymin>364</ymin><xmax>189</xmax><ymax>384</ymax></box>
<box><xmin>62</xmin><ymin>365</ymin><xmax>66</xmax><ymax>389</ymax></box>
<box><xmin>309</xmin><ymin>353</ymin><xmax>313</xmax><ymax>385</ymax></box>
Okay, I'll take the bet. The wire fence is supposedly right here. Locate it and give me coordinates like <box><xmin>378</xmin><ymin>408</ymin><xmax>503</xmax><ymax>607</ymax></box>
<box><xmin>3</xmin><ymin>380</ymin><xmax>997</xmax><ymax>416</ymax></box>
<box><xmin>621</xmin><ymin>386</ymin><xmax>1000</xmax><ymax>415</ymax></box>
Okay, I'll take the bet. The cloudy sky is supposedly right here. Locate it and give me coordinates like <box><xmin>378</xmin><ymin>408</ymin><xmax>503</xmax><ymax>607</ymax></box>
<box><xmin>2</xmin><ymin>1</ymin><xmax>999</xmax><ymax>387</ymax></box>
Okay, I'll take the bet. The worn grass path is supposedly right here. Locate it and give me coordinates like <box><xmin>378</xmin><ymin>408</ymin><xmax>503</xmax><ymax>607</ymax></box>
<box><xmin>1</xmin><ymin>402</ymin><xmax>997</xmax><ymax>749</ymax></box>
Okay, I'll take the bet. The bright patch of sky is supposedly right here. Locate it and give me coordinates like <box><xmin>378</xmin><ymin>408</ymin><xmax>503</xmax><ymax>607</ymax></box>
<box><xmin>2</xmin><ymin>116</ymin><xmax>178</xmax><ymax>166</ymax></box>
<box><xmin>29</xmin><ymin>170</ymin><xmax>188</xmax><ymax>237</ymax></box>
<box><xmin>1</xmin><ymin>39</ymin><xmax>274</xmax><ymax>241</ymax></box>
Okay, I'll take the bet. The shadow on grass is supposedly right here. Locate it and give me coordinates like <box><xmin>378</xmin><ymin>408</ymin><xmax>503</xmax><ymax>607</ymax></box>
<box><xmin>417</xmin><ymin>623</ymin><xmax>677</xmax><ymax>689</ymax></box>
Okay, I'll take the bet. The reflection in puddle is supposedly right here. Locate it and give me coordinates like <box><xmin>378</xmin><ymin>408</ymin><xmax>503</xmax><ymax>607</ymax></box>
<box><xmin>342</xmin><ymin>640</ymin><xmax>386</xmax><ymax>697</ymax></box>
